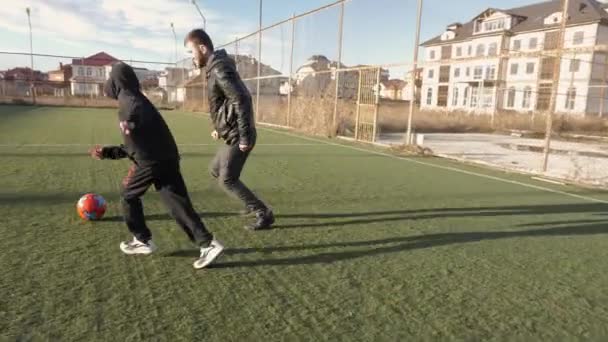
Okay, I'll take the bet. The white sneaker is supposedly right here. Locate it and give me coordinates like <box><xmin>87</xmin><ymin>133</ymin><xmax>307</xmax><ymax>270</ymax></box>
<box><xmin>120</xmin><ymin>237</ymin><xmax>157</xmax><ymax>255</ymax></box>
<box><xmin>193</xmin><ymin>240</ymin><xmax>224</xmax><ymax>269</ymax></box>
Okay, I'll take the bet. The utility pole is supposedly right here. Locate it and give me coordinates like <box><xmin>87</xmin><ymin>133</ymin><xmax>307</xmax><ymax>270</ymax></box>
<box><xmin>542</xmin><ymin>0</ymin><xmax>569</xmax><ymax>172</ymax></box>
<box><xmin>191</xmin><ymin>0</ymin><xmax>207</xmax><ymax>30</ymax></box>
<box><xmin>406</xmin><ymin>0</ymin><xmax>423</xmax><ymax>144</ymax></box>
<box><xmin>26</xmin><ymin>7</ymin><xmax>36</xmax><ymax>104</ymax></box>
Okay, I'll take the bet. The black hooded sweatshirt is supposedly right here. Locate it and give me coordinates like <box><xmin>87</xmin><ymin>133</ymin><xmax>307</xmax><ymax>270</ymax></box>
<box><xmin>104</xmin><ymin>63</ymin><xmax>179</xmax><ymax>163</ymax></box>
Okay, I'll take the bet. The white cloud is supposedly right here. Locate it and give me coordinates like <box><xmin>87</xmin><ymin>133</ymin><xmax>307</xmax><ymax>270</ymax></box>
<box><xmin>0</xmin><ymin>0</ymin><xmax>289</xmax><ymax>73</ymax></box>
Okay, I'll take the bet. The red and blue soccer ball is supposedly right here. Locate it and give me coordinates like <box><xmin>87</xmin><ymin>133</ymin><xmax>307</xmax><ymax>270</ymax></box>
<box><xmin>77</xmin><ymin>193</ymin><xmax>107</xmax><ymax>221</ymax></box>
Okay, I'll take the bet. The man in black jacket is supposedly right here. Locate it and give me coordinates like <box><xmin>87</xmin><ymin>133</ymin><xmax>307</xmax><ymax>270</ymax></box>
<box><xmin>185</xmin><ymin>29</ymin><xmax>274</xmax><ymax>230</ymax></box>
<box><xmin>90</xmin><ymin>62</ymin><xmax>223</xmax><ymax>269</ymax></box>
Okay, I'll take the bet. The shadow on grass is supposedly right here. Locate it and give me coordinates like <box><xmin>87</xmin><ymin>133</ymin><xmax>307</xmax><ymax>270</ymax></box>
<box><xmin>166</xmin><ymin>220</ymin><xmax>608</xmax><ymax>268</ymax></box>
<box><xmin>102</xmin><ymin>212</ymin><xmax>239</xmax><ymax>222</ymax></box>
<box><xmin>270</xmin><ymin>203</ymin><xmax>608</xmax><ymax>229</ymax></box>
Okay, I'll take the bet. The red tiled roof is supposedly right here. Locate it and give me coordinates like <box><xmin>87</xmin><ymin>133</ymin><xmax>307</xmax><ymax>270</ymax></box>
<box><xmin>72</xmin><ymin>52</ymin><xmax>119</xmax><ymax>66</ymax></box>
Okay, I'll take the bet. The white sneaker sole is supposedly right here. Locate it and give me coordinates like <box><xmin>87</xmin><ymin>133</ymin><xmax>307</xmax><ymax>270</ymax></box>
<box><xmin>120</xmin><ymin>243</ymin><xmax>157</xmax><ymax>255</ymax></box>
<box><xmin>193</xmin><ymin>245</ymin><xmax>224</xmax><ymax>269</ymax></box>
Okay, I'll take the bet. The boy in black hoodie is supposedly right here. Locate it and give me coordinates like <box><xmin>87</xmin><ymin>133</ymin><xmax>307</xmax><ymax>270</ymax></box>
<box><xmin>90</xmin><ymin>62</ymin><xmax>223</xmax><ymax>269</ymax></box>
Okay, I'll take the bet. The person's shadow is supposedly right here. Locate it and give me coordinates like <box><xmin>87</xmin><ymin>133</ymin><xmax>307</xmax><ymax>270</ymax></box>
<box><xmin>163</xmin><ymin>202</ymin><xmax>608</xmax><ymax>269</ymax></box>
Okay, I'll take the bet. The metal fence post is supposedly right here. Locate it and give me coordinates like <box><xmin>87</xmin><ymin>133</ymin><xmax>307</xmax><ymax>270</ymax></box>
<box><xmin>542</xmin><ymin>0</ymin><xmax>569</xmax><ymax>172</ymax></box>
<box><xmin>287</xmin><ymin>14</ymin><xmax>296</xmax><ymax>127</ymax></box>
<box><xmin>332</xmin><ymin>1</ymin><xmax>345</xmax><ymax>134</ymax></box>
<box><xmin>256</xmin><ymin>0</ymin><xmax>263</xmax><ymax>123</ymax></box>
<box><xmin>355</xmin><ymin>69</ymin><xmax>363</xmax><ymax>140</ymax></box>
<box><xmin>600</xmin><ymin>53</ymin><xmax>608</xmax><ymax>117</ymax></box>
<box><xmin>406</xmin><ymin>0</ymin><xmax>423</xmax><ymax>145</ymax></box>
<box><xmin>372</xmin><ymin>67</ymin><xmax>381</xmax><ymax>142</ymax></box>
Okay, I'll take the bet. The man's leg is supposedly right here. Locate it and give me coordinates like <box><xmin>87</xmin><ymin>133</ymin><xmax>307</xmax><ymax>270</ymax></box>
<box><xmin>213</xmin><ymin>144</ymin><xmax>274</xmax><ymax>230</ymax></box>
<box><xmin>157</xmin><ymin>162</ymin><xmax>213</xmax><ymax>246</ymax></box>
<box><xmin>120</xmin><ymin>164</ymin><xmax>156</xmax><ymax>254</ymax></box>
<box><xmin>216</xmin><ymin>144</ymin><xmax>267</xmax><ymax>213</ymax></box>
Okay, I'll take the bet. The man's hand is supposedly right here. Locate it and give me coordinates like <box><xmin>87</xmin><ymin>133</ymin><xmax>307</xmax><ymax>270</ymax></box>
<box><xmin>119</xmin><ymin>121</ymin><xmax>131</xmax><ymax>135</ymax></box>
<box><xmin>89</xmin><ymin>145</ymin><xmax>104</xmax><ymax>160</ymax></box>
<box><xmin>211</xmin><ymin>130</ymin><xmax>219</xmax><ymax>140</ymax></box>
<box><xmin>239</xmin><ymin>144</ymin><xmax>252</xmax><ymax>152</ymax></box>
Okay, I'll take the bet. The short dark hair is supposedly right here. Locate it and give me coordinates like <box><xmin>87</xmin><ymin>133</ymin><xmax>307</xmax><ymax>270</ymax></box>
<box><xmin>185</xmin><ymin>29</ymin><xmax>214</xmax><ymax>51</ymax></box>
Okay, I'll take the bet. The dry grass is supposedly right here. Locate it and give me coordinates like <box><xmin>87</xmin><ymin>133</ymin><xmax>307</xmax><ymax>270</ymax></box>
<box><xmin>0</xmin><ymin>96</ymin><xmax>117</xmax><ymax>108</ymax></box>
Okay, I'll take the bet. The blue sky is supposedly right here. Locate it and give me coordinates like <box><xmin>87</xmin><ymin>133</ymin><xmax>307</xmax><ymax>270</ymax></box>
<box><xmin>0</xmin><ymin>0</ymin><xmax>540</xmax><ymax>78</ymax></box>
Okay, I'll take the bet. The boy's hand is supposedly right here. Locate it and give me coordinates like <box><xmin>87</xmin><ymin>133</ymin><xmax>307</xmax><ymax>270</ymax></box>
<box><xmin>89</xmin><ymin>145</ymin><xmax>104</xmax><ymax>160</ymax></box>
<box><xmin>211</xmin><ymin>130</ymin><xmax>219</xmax><ymax>140</ymax></box>
<box><xmin>119</xmin><ymin>121</ymin><xmax>131</xmax><ymax>135</ymax></box>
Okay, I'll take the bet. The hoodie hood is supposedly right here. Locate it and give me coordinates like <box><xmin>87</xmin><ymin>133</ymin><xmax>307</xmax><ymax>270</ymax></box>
<box><xmin>104</xmin><ymin>62</ymin><xmax>141</xmax><ymax>99</ymax></box>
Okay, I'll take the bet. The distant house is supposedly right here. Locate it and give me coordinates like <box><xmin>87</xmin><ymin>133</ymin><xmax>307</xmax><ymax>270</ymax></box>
<box><xmin>402</xmin><ymin>68</ymin><xmax>423</xmax><ymax>102</ymax></box>
<box><xmin>0</xmin><ymin>67</ymin><xmax>46</xmax><ymax>97</ymax></box>
<box><xmin>70</xmin><ymin>52</ymin><xmax>119</xmax><ymax>96</ymax></box>
<box><xmin>133</xmin><ymin>67</ymin><xmax>161</xmax><ymax>88</ymax></box>
<box><xmin>420</xmin><ymin>0</ymin><xmax>608</xmax><ymax>116</ymax></box>
<box><xmin>377</xmin><ymin>79</ymin><xmax>407</xmax><ymax>100</ymax></box>
<box><xmin>294</xmin><ymin>55</ymin><xmax>392</xmax><ymax>99</ymax></box>
<box><xmin>158</xmin><ymin>67</ymin><xmax>189</xmax><ymax>103</ymax></box>
<box><xmin>47</xmin><ymin>63</ymin><xmax>73</xmax><ymax>97</ymax></box>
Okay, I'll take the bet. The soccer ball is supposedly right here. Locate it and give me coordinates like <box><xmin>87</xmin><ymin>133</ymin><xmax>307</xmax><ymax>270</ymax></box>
<box><xmin>77</xmin><ymin>193</ymin><xmax>107</xmax><ymax>221</ymax></box>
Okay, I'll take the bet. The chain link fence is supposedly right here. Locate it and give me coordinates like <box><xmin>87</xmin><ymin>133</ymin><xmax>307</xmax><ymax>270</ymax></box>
<box><xmin>4</xmin><ymin>0</ymin><xmax>608</xmax><ymax>187</ymax></box>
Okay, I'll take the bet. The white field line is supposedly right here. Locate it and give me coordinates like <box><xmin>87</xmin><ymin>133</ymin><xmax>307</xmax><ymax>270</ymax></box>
<box><xmin>258</xmin><ymin>127</ymin><xmax>608</xmax><ymax>205</ymax></box>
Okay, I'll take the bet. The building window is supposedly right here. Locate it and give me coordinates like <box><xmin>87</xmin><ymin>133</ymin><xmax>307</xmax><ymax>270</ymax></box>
<box><xmin>454</xmin><ymin>68</ymin><xmax>461</xmax><ymax>78</ymax></box>
<box><xmin>426</xmin><ymin>87</ymin><xmax>433</xmax><ymax>105</ymax></box>
<box><xmin>522</xmin><ymin>87</ymin><xmax>532</xmax><ymax>109</ymax></box>
<box><xmin>441</xmin><ymin>45</ymin><xmax>452</xmax><ymax>60</ymax></box>
<box><xmin>468</xmin><ymin>45</ymin><xmax>473</xmax><ymax>56</ymax></box>
<box><xmin>526</xmin><ymin>62</ymin><xmax>535</xmax><ymax>74</ymax></box>
<box><xmin>566</xmin><ymin>87</ymin><xmax>576</xmax><ymax>109</ymax></box>
<box><xmin>483</xmin><ymin>19</ymin><xmax>505</xmax><ymax>32</ymax></box>
<box><xmin>507</xmin><ymin>87</ymin><xmax>516</xmax><ymax>108</ymax></box>
<box><xmin>78</xmin><ymin>67</ymin><xmax>84</xmax><ymax>76</ymax></box>
<box><xmin>466</xmin><ymin>67</ymin><xmax>470</xmax><ymax>77</ymax></box>
<box><xmin>510</xmin><ymin>63</ymin><xmax>519</xmax><ymax>75</ymax></box>
<box><xmin>482</xmin><ymin>87</ymin><xmax>493</xmax><ymax>108</ymax></box>
<box><xmin>488</xmin><ymin>43</ymin><xmax>498</xmax><ymax>56</ymax></box>
<box><xmin>471</xmin><ymin>87</ymin><xmax>479</xmax><ymax>107</ymax></box>
<box><xmin>513</xmin><ymin>39</ymin><xmax>521</xmax><ymax>51</ymax></box>
<box><xmin>540</xmin><ymin>57</ymin><xmax>556</xmax><ymax>80</ymax></box>
<box><xmin>486</xmin><ymin>65</ymin><xmax>496</xmax><ymax>80</ymax></box>
<box><xmin>463</xmin><ymin>86</ymin><xmax>469</xmax><ymax>106</ymax></box>
<box><xmin>569</xmin><ymin>59</ymin><xmax>580</xmax><ymax>72</ymax></box>
<box><xmin>430</xmin><ymin>50</ymin><xmax>436</xmax><ymax>59</ymax></box>
<box><xmin>573</xmin><ymin>31</ymin><xmax>584</xmax><ymax>45</ymax></box>
<box><xmin>439</xmin><ymin>66</ymin><xmax>451</xmax><ymax>83</ymax></box>
<box><xmin>86</xmin><ymin>68</ymin><xmax>92</xmax><ymax>76</ymax></box>
<box><xmin>476</xmin><ymin>44</ymin><xmax>485</xmax><ymax>57</ymax></box>
<box><xmin>428</xmin><ymin>69</ymin><xmax>434</xmax><ymax>79</ymax></box>
<box><xmin>474</xmin><ymin>66</ymin><xmax>483</xmax><ymax>80</ymax></box>
<box><xmin>456</xmin><ymin>46</ymin><xmax>462</xmax><ymax>57</ymax></box>
<box><xmin>452</xmin><ymin>87</ymin><xmax>459</xmax><ymax>106</ymax></box>
<box><xmin>529</xmin><ymin>37</ymin><xmax>538</xmax><ymax>49</ymax></box>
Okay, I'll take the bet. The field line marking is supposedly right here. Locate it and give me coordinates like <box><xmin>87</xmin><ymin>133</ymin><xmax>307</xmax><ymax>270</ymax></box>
<box><xmin>259</xmin><ymin>127</ymin><xmax>608</xmax><ymax>205</ymax></box>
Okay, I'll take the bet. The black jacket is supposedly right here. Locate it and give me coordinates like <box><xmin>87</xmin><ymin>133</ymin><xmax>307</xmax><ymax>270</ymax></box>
<box><xmin>103</xmin><ymin>63</ymin><xmax>179</xmax><ymax>163</ymax></box>
<box><xmin>206</xmin><ymin>49</ymin><xmax>256</xmax><ymax>146</ymax></box>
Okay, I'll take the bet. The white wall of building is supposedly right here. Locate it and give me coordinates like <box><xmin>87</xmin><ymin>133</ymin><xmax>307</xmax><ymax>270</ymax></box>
<box><xmin>421</xmin><ymin>14</ymin><xmax>607</xmax><ymax>116</ymax></box>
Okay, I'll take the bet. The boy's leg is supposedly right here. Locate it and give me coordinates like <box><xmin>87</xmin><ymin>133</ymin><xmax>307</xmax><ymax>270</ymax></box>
<box><xmin>121</xmin><ymin>164</ymin><xmax>154</xmax><ymax>243</ymax></box>
<box><xmin>157</xmin><ymin>162</ymin><xmax>213</xmax><ymax>246</ymax></box>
